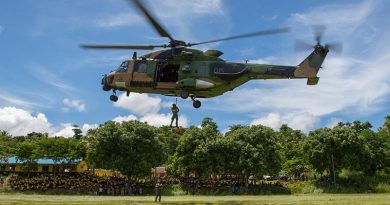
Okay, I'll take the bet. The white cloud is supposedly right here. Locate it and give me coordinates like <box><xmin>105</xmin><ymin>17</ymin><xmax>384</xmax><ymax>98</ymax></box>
<box><xmin>146</xmin><ymin>0</ymin><xmax>230</xmax><ymax>48</ymax></box>
<box><xmin>207</xmin><ymin>1</ymin><xmax>390</xmax><ymax>132</ymax></box>
<box><xmin>114</xmin><ymin>93</ymin><xmax>161</xmax><ymax>115</ymax></box>
<box><xmin>93</xmin><ymin>0</ymin><xmax>227</xmax><ymax>41</ymax></box>
<box><xmin>52</xmin><ymin>124</ymin><xmax>74</xmax><ymax>138</ymax></box>
<box><xmin>287</xmin><ymin>113</ymin><xmax>319</xmax><ymax>133</ymax></box>
<box><xmin>0</xmin><ymin>107</ymin><xmax>52</xmax><ymax>136</ymax></box>
<box><xmin>251</xmin><ymin>113</ymin><xmax>282</xmax><ymax>130</ymax></box>
<box><xmin>63</xmin><ymin>98</ymin><xmax>85</xmax><ymax>112</ymax></box>
<box><xmin>288</xmin><ymin>0</ymin><xmax>376</xmax><ymax>39</ymax></box>
<box><xmin>53</xmin><ymin>123</ymin><xmax>98</xmax><ymax>138</ymax></box>
<box><xmin>250</xmin><ymin>113</ymin><xmax>318</xmax><ymax>133</ymax></box>
<box><xmin>112</xmin><ymin>113</ymin><xmax>188</xmax><ymax>128</ymax></box>
<box><xmin>112</xmin><ymin>115</ymin><xmax>138</xmax><ymax>123</ymax></box>
<box><xmin>140</xmin><ymin>113</ymin><xmax>188</xmax><ymax>128</ymax></box>
<box><xmin>81</xmin><ymin>124</ymin><xmax>99</xmax><ymax>134</ymax></box>
<box><xmin>112</xmin><ymin>92</ymin><xmax>188</xmax><ymax>127</ymax></box>
<box><xmin>0</xmin><ymin>107</ymin><xmax>98</xmax><ymax>137</ymax></box>
<box><xmin>250</xmin><ymin>56</ymin><xmax>278</xmax><ymax>65</ymax></box>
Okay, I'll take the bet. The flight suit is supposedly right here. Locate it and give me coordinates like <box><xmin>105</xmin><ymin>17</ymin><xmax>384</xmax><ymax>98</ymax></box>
<box><xmin>170</xmin><ymin>104</ymin><xmax>179</xmax><ymax>127</ymax></box>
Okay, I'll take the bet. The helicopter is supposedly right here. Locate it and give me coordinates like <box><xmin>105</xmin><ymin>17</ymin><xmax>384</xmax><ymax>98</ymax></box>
<box><xmin>82</xmin><ymin>0</ymin><xmax>340</xmax><ymax>109</ymax></box>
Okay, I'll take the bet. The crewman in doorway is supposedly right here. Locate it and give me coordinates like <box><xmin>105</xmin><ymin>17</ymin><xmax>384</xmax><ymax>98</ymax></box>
<box><xmin>170</xmin><ymin>104</ymin><xmax>179</xmax><ymax>128</ymax></box>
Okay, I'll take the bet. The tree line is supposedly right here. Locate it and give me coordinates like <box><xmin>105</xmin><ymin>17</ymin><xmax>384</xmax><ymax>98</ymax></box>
<box><xmin>1</xmin><ymin>116</ymin><xmax>389</xmax><ymax>183</ymax></box>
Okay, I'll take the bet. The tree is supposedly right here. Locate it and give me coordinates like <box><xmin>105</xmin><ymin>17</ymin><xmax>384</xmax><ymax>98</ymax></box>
<box><xmin>379</xmin><ymin>115</ymin><xmax>390</xmax><ymax>131</ymax></box>
<box><xmin>0</xmin><ymin>130</ymin><xmax>11</xmax><ymax>137</ymax></box>
<box><xmin>195</xmin><ymin>135</ymin><xmax>239</xmax><ymax>177</ymax></box>
<box><xmin>277</xmin><ymin>124</ymin><xmax>309</xmax><ymax>179</ymax></box>
<box><xmin>372</xmin><ymin>116</ymin><xmax>390</xmax><ymax>174</ymax></box>
<box><xmin>0</xmin><ymin>133</ymin><xmax>15</xmax><ymax>159</ymax></box>
<box><xmin>225</xmin><ymin>125</ymin><xmax>281</xmax><ymax>178</ymax></box>
<box><xmin>0</xmin><ymin>134</ymin><xmax>15</xmax><ymax>169</ymax></box>
<box><xmin>26</xmin><ymin>132</ymin><xmax>48</xmax><ymax>141</ymax></box>
<box><xmin>168</xmin><ymin>126</ymin><xmax>213</xmax><ymax>177</ymax></box>
<box><xmin>201</xmin><ymin>117</ymin><xmax>219</xmax><ymax>135</ymax></box>
<box><xmin>87</xmin><ymin>120</ymin><xmax>162</xmax><ymax>178</ymax></box>
<box><xmin>304</xmin><ymin>126</ymin><xmax>369</xmax><ymax>183</ymax></box>
<box><xmin>156</xmin><ymin>126</ymin><xmax>181</xmax><ymax>165</ymax></box>
<box><xmin>168</xmin><ymin>118</ymin><xmax>222</xmax><ymax>178</ymax></box>
<box><xmin>72</xmin><ymin>125</ymin><xmax>83</xmax><ymax>139</ymax></box>
<box><xmin>15</xmin><ymin>142</ymin><xmax>39</xmax><ymax>173</ymax></box>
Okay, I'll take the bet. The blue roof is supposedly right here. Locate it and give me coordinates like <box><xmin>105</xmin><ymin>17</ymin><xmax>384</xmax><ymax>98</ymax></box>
<box><xmin>0</xmin><ymin>157</ymin><xmax>81</xmax><ymax>165</ymax></box>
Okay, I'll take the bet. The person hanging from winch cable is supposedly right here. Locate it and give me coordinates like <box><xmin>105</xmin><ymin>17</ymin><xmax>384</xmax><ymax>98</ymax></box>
<box><xmin>170</xmin><ymin>103</ymin><xmax>179</xmax><ymax>128</ymax></box>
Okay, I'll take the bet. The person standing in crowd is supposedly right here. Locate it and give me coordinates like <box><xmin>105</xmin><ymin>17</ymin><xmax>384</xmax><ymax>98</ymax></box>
<box><xmin>0</xmin><ymin>178</ymin><xmax>4</xmax><ymax>189</ymax></box>
<box><xmin>170</xmin><ymin>104</ymin><xmax>180</xmax><ymax>128</ymax></box>
<box><xmin>155</xmin><ymin>179</ymin><xmax>163</xmax><ymax>202</ymax></box>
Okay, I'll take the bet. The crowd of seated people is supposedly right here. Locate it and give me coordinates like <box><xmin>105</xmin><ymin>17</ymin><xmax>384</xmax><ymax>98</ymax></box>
<box><xmin>8</xmin><ymin>172</ymin><xmax>150</xmax><ymax>195</ymax></box>
<box><xmin>6</xmin><ymin>172</ymin><xmax>289</xmax><ymax>195</ymax></box>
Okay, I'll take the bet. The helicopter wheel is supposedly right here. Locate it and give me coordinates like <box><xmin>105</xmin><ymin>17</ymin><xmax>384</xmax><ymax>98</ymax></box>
<box><xmin>193</xmin><ymin>100</ymin><xmax>201</xmax><ymax>109</ymax></box>
<box><xmin>110</xmin><ymin>94</ymin><xmax>118</xmax><ymax>102</ymax></box>
<box><xmin>180</xmin><ymin>90</ymin><xmax>189</xmax><ymax>99</ymax></box>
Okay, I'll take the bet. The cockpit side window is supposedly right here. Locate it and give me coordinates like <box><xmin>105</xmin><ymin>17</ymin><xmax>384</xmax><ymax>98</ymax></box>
<box><xmin>116</xmin><ymin>61</ymin><xmax>129</xmax><ymax>72</ymax></box>
<box><xmin>135</xmin><ymin>60</ymin><xmax>147</xmax><ymax>73</ymax></box>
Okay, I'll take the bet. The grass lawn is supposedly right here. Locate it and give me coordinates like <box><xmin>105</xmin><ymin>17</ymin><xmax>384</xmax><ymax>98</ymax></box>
<box><xmin>0</xmin><ymin>193</ymin><xmax>389</xmax><ymax>205</ymax></box>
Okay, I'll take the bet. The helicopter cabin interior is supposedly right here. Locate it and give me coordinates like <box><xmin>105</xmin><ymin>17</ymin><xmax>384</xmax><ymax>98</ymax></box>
<box><xmin>120</xmin><ymin>58</ymin><xmax>179</xmax><ymax>89</ymax></box>
<box><xmin>156</xmin><ymin>61</ymin><xmax>179</xmax><ymax>83</ymax></box>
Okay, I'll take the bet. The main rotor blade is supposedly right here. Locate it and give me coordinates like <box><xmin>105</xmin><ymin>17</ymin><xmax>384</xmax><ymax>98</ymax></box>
<box><xmin>130</xmin><ymin>0</ymin><xmax>175</xmax><ymax>42</ymax></box>
<box><xmin>189</xmin><ymin>27</ymin><xmax>291</xmax><ymax>46</ymax></box>
<box><xmin>80</xmin><ymin>44</ymin><xmax>165</xmax><ymax>50</ymax></box>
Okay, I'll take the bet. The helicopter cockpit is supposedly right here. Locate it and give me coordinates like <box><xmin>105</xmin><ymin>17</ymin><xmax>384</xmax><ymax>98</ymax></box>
<box><xmin>115</xmin><ymin>60</ymin><xmax>129</xmax><ymax>72</ymax></box>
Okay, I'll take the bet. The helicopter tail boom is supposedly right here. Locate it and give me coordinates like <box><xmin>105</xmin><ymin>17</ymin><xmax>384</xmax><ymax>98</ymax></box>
<box><xmin>293</xmin><ymin>45</ymin><xmax>329</xmax><ymax>84</ymax></box>
<box><xmin>246</xmin><ymin>45</ymin><xmax>328</xmax><ymax>85</ymax></box>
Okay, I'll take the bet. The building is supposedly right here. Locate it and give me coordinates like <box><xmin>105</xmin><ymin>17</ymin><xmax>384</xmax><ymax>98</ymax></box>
<box><xmin>151</xmin><ymin>167</ymin><xmax>166</xmax><ymax>178</ymax></box>
<box><xmin>0</xmin><ymin>157</ymin><xmax>88</xmax><ymax>173</ymax></box>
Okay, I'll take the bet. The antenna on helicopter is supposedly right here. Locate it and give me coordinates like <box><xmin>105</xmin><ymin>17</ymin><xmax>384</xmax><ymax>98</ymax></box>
<box><xmin>132</xmin><ymin>52</ymin><xmax>137</xmax><ymax>60</ymax></box>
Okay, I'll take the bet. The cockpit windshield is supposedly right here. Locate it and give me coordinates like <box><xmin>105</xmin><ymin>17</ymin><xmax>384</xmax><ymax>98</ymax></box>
<box><xmin>115</xmin><ymin>60</ymin><xmax>129</xmax><ymax>72</ymax></box>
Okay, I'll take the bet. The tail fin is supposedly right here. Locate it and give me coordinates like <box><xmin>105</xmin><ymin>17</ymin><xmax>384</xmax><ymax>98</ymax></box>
<box><xmin>294</xmin><ymin>45</ymin><xmax>329</xmax><ymax>85</ymax></box>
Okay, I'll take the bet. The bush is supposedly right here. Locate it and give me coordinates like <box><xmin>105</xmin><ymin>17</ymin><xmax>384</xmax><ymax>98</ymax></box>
<box><xmin>285</xmin><ymin>181</ymin><xmax>320</xmax><ymax>194</ymax></box>
<box><xmin>375</xmin><ymin>183</ymin><xmax>390</xmax><ymax>193</ymax></box>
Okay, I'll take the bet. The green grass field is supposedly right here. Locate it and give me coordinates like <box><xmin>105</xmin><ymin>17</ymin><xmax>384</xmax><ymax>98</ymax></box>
<box><xmin>0</xmin><ymin>194</ymin><xmax>390</xmax><ymax>205</ymax></box>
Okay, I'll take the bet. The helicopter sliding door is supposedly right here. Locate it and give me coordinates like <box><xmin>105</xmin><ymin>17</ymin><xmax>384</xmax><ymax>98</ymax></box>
<box><xmin>155</xmin><ymin>61</ymin><xmax>179</xmax><ymax>89</ymax></box>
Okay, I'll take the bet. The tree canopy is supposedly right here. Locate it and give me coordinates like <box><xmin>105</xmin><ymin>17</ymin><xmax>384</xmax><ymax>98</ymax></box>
<box><xmin>1</xmin><ymin>116</ymin><xmax>389</xmax><ymax>182</ymax></box>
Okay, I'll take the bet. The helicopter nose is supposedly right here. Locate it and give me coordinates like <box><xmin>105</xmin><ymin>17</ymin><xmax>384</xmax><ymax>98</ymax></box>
<box><xmin>102</xmin><ymin>74</ymin><xmax>112</xmax><ymax>91</ymax></box>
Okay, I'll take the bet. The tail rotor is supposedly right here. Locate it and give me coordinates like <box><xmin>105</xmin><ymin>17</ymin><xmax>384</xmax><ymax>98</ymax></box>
<box><xmin>295</xmin><ymin>25</ymin><xmax>342</xmax><ymax>54</ymax></box>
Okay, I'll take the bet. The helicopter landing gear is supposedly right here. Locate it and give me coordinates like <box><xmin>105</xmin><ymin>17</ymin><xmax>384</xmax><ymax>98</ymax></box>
<box><xmin>191</xmin><ymin>96</ymin><xmax>201</xmax><ymax>109</ymax></box>
<box><xmin>110</xmin><ymin>90</ymin><xmax>118</xmax><ymax>102</ymax></box>
<box><xmin>193</xmin><ymin>100</ymin><xmax>201</xmax><ymax>108</ymax></box>
<box><xmin>110</xmin><ymin>95</ymin><xmax>118</xmax><ymax>102</ymax></box>
<box><xmin>180</xmin><ymin>90</ymin><xmax>189</xmax><ymax>99</ymax></box>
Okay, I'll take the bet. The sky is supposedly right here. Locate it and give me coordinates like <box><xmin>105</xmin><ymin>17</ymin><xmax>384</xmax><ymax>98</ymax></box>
<box><xmin>1</xmin><ymin>0</ymin><xmax>390</xmax><ymax>137</ymax></box>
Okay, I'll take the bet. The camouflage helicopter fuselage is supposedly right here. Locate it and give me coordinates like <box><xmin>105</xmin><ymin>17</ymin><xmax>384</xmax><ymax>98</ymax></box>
<box><xmin>85</xmin><ymin>0</ymin><xmax>333</xmax><ymax>108</ymax></box>
<box><xmin>102</xmin><ymin>45</ymin><xmax>328</xmax><ymax>106</ymax></box>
